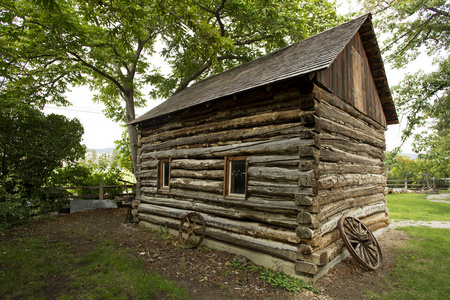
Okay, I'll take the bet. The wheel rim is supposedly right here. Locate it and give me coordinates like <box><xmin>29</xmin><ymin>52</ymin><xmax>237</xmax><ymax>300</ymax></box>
<box><xmin>178</xmin><ymin>212</ymin><xmax>206</xmax><ymax>249</ymax></box>
<box><xmin>338</xmin><ymin>215</ymin><xmax>383</xmax><ymax>270</ymax></box>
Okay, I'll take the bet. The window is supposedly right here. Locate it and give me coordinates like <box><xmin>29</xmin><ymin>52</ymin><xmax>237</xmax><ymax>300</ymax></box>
<box><xmin>225</xmin><ymin>157</ymin><xmax>247</xmax><ymax>197</ymax></box>
<box><xmin>159</xmin><ymin>159</ymin><xmax>171</xmax><ymax>189</ymax></box>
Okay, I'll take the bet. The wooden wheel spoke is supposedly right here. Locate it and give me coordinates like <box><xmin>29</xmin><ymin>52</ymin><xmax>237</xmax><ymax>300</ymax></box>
<box><xmin>338</xmin><ymin>216</ymin><xmax>382</xmax><ymax>270</ymax></box>
<box><xmin>344</xmin><ymin>223</ymin><xmax>358</xmax><ymax>236</ymax></box>
<box><xmin>178</xmin><ymin>213</ymin><xmax>206</xmax><ymax>249</ymax></box>
<box><xmin>366</xmin><ymin>247</ymin><xmax>378</xmax><ymax>265</ymax></box>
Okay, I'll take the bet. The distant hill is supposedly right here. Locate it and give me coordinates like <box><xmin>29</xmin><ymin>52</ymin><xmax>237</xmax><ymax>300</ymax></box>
<box><xmin>401</xmin><ymin>153</ymin><xmax>418</xmax><ymax>160</ymax></box>
<box><xmin>86</xmin><ymin>147</ymin><xmax>115</xmax><ymax>153</ymax></box>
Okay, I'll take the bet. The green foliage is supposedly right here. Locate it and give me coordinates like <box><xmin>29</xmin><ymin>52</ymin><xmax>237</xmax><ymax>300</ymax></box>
<box><xmin>360</xmin><ymin>0</ymin><xmax>449</xmax><ymax>162</ymax></box>
<box><xmin>385</xmin><ymin>152</ymin><xmax>449</xmax><ymax>179</ymax></box>
<box><xmin>361</xmin><ymin>0</ymin><xmax>449</xmax><ymax>68</ymax></box>
<box><xmin>149</xmin><ymin>0</ymin><xmax>345</xmax><ymax>98</ymax></box>
<box><xmin>0</xmin><ymin>106</ymin><xmax>85</xmax><ymax>226</ymax></box>
<box><xmin>386</xmin><ymin>193</ymin><xmax>450</xmax><ymax>221</ymax></box>
<box><xmin>50</xmin><ymin>153</ymin><xmax>125</xmax><ymax>197</ymax></box>
<box><xmin>371</xmin><ymin>227</ymin><xmax>450</xmax><ymax>300</ymax></box>
<box><xmin>394</xmin><ymin>58</ymin><xmax>450</xmax><ymax>162</ymax></box>
<box><xmin>114</xmin><ymin>128</ymin><xmax>134</xmax><ymax>174</ymax></box>
<box><xmin>1</xmin><ymin>0</ymin><xmax>343</xmax><ymax>171</ymax></box>
<box><xmin>227</xmin><ymin>258</ymin><xmax>318</xmax><ymax>293</ymax></box>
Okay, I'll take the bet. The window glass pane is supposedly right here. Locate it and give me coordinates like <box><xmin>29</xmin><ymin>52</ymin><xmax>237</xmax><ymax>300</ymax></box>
<box><xmin>163</xmin><ymin>161</ymin><xmax>170</xmax><ymax>187</ymax></box>
<box><xmin>230</xmin><ymin>160</ymin><xmax>246</xmax><ymax>194</ymax></box>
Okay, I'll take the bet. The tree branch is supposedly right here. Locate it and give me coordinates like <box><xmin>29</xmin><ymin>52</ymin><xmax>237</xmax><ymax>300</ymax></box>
<box><xmin>174</xmin><ymin>59</ymin><xmax>212</xmax><ymax>94</ymax></box>
<box><xmin>218</xmin><ymin>55</ymin><xmax>249</xmax><ymax>61</ymax></box>
<box><xmin>426</xmin><ymin>7</ymin><xmax>450</xmax><ymax>17</ymax></box>
<box><xmin>67</xmin><ymin>51</ymin><xmax>126</xmax><ymax>94</ymax></box>
<box><xmin>234</xmin><ymin>35</ymin><xmax>275</xmax><ymax>46</ymax></box>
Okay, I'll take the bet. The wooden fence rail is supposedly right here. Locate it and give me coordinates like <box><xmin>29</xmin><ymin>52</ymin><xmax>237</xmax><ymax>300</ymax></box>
<box><xmin>386</xmin><ymin>177</ymin><xmax>450</xmax><ymax>190</ymax></box>
<box><xmin>52</xmin><ymin>180</ymin><xmax>135</xmax><ymax>200</ymax></box>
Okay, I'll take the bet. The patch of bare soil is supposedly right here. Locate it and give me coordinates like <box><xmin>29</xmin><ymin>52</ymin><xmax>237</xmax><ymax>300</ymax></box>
<box><xmin>3</xmin><ymin>208</ymin><xmax>408</xmax><ymax>299</ymax></box>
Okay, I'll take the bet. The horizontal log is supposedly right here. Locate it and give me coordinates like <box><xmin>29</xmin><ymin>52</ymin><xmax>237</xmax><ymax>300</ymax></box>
<box><xmin>248</xmin><ymin>166</ymin><xmax>299</xmax><ymax>183</ymax></box>
<box><xmin>247</xmin><ymin>181</ymin><xmax>298</xmax><ymax>198</ymax></box>
<box><xmin>138</xmin><ymin>212</ymin><xmax>298</xmax><ymax>262</ymax></box>
<box><xmin>206</xmin><ymin>226</ymin><xmax>298</xmax><ymax>262</ymax></box>
<box><xmin>140</xmin><ymin>187</ymin><xmax>157</xmax><ymax>194</ymax></box>
<box><xmin>320</xmin><ymin>117</ymin><xmax>385</xmax><ymax>149</ymax></box>
<box><xmin>138</xmin><ymin>195</ymin><xmax>298</xmax><ymax>227</ymax></box>
<box><xmin>167</xmin><ymin>188</ymin><xmax>298</xmax><ymax>211</ymax></box>
<box><xmin>320</xmin><ymin>146</ymin><xmax>384</xmax><ymax>166</ymax></box>
<box><xmin>313</xmin><ymin>84</ymin><xmax>385</xmax><ymax>131</ymax></box>
<box><xmin>171</xmin><ymin>159</ymin><xmax>224</xmax><ymax>170</ymax></box>
<box><xmin>295</xmin><ymin>202</ymin><xmax>387</xmax><ymax>239</ymax></box>
<box><xmin>315</xmin><ymin>202</ymin><xmax>387</xmax><ymax>238</ymax></box>
<box><xmin>140</xmin><ymin>137</ymin><xmax>313</xmax><ymax>159</ymax></box>
<box><xmin>318</xmin><ymin>193</ymin><xmax>385</xmax><ymax>222</ymax></box>
<box><xmin>318</xmin><ymin>161</ymin><xmax>385</xmax><ymax>175</ymax></box>
<box><xmin>247</xmin><ymin>155</ymin><xmax>302</xmax><ymax>167</ymax></box>
<box><xmin>297</xmin><ymin>239</ymin><xmax>344</xmax><ymax>266</ymax></box>
<box><xmin>360</xmin><ymin>211</ymin><xmax>389</xmax><ymax>227</ymax></box>
<box><xmin>139</xmin><ymin>179</ymin><xmax>157</xmax><ymax>186</ymax></box>
<box><xmin>170</xmin><ymin>169</ymin><xmax>224</xmax><ymax>180</ymax></box>
<box><xmin>318</xmin><ymin>173</ymin><xmax>385</xmax><ymax>190</ymax></box>
<box><xmin>136</xmin><ymin>170</ymin><xmax>157</xmax><ymax>179</ymax></box>
<box><xmin>170</xmin><ymin>178</ymin><xmax>223</xmax><ymax>193</ymax></box>
<box><xmin>139</xmin><ymin>90</ymin><xmax>312</xmax><ymax>141</ymax></box>
<box><xmin>141</xmin><ymin>122</ymin><xmax>304</xmax><ymax>152</ymax></box>
<box><xmin>297</xmin><ymin>193</ymin><xmax>385</xmax><ymax>226</ymax></box>
<box><xmin>321</xmin><ymin>135</ymin><xmax>384</xmax><ymax>160</ymax></box>
<box><xmin>139</xmin><ymin>214</ymin><xmax>179</xmax><ymax>230</ymax></box>
<box><xmin>316</xmin><ymin>100</ymin><xmax>385</xmax><ymax>141</ymax></box>
<box><xmin>139</xmin><ymin>203</ymin><xmax>300</xmax><ymax>244</ymax></box>
<box><xmin>137</xmin><ymin>160</ymin><xmax>159</xmax><ymax>169</ymax></box>
<box><xmin>303</xmin><ymin>185</ymin><xmax>385</xmax><ymax>207</ymax></box>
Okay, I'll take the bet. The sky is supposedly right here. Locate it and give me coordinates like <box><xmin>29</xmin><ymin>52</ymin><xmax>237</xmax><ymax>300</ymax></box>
<box><xmin>43</xmin><ymin>2</ymin><xmax>437</xmax><ymax>153</ymax></box>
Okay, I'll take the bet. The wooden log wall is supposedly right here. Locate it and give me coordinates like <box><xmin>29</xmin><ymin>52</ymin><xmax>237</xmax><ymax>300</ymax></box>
<box><xmin>134</xmin><ymin>78</ymin><xmax>389</xmax><ymax>274</ymax></box>
<box><xmin>135</xmin><ymin>80</ymin><xmax>316</xmax><ymax>263</ymax></box>
<box><xmin>294</xmin><ymin>83</ymin><xmax>389</xmax><ymax>272</ymax></box>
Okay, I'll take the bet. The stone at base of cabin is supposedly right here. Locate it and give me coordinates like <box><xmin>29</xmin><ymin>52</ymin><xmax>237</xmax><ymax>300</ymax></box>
<box><xmin>295</xmin><ymin>261</ymin><xmax>318</xmax><ymax>275</ymax></box>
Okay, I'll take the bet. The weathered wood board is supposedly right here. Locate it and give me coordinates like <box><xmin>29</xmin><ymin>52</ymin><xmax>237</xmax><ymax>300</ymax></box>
<box><xmin>70</xmin><ymin>200</ymin><xmax>118</xmax><ymax>213</ymax></box>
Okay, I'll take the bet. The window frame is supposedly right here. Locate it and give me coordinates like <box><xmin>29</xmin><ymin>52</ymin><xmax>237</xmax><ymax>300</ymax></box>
<box><xmin>224</xmin><ymin>156</ymin><xmax>248</xmax><ymax>198</ymax></box>
<box><xmin>158</xmin><ymin>158</ymin><xmax>171</xmax><ymax>189</ymax></box>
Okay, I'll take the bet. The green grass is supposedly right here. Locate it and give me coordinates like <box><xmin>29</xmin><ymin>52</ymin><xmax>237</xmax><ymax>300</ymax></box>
<box><xmin>370</xmin><ymin>227</ymin><xmax>450</xmax><ymax>300</ymax></box>
<box><xmin>0</xmin><ymin>235</ymin><xmax>190</xmax><ymax>300</ymax></box>
<box><xmin>387</xmin><ymin>193</ymin><xmax>450</xmax><ymax>221</ymax></box>
<box><xmin>0</xmin><ymin>235</ymin><xmax>76</xmax><ymax>299</ymax></box>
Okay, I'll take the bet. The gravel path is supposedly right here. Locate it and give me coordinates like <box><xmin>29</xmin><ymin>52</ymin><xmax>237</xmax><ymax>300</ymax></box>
<box><xmin>427</xmin><ymin>193</ymin><xmax>450</xmax><ymax>203</ymax></box>
<box><xmin>390</xmin><ymin>220</ymin><xmax>450</xmax><ymax>228</ymax></box>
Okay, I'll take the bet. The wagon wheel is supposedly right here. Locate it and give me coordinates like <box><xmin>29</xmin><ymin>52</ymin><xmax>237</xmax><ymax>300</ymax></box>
<box><xmin>178</xmin><ymin>212</ymin><xmax>206</xmax><ymax>249</ymax></box>
<box><xmin>338</xmin><ymin>215</ymin><xmax>383</xmax><ymax>270</ymax></box>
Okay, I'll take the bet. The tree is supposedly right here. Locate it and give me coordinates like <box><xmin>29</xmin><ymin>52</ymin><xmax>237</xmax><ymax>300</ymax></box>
<box><xmin>359</xmin><ymin>0</ymin><xmax>449</xmax><ymax>162</ymax></box>
<box><xmin>1</xmin><ymin>0</ymin><xmax>343</xmax><ymax>174</ymax></box>
<box><xmin>0</xmin><ymin>105</ymin><xmax>85</xmax><ymax>224</ymax></box>
<box><xmin>148</xmin><ymin>0</ymin><xmax>344</xmax><ymax>98</ymax></box>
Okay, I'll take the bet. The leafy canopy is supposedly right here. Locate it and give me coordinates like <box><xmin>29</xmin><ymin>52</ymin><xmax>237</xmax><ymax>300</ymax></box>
<box><xmin>0</xmin><ymin>105</ymin><xmax>85</xmax><ymax>224</ymax></box>
<box><xmin>360</xmin><ymin>0</ymin><xmax>449</xmax><ymax>163</ymax></box>
<box><xmin>1</xmin><ymin>0</ymin><xmax>343</xmax><ymax>172</ymax></box>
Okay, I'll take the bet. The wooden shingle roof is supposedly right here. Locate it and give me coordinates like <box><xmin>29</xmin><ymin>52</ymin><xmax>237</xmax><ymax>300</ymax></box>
<box><xmin>132</xmin><ymin>14</ymin><xmax>398</xmax><ymax>126</ymax></box>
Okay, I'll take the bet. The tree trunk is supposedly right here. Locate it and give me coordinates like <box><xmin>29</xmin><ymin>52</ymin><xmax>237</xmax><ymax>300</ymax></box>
<box><xmin>124</xmin><ymin>89</ymin><xmax>138</xmax><ymax>175</ymax></box>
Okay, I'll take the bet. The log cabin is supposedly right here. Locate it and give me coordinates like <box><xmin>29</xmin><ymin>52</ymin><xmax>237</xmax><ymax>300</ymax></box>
<box><xmin>130</xmin><ymin>14</ymin><xmax>398</xmax><ymax>279</ymax></box>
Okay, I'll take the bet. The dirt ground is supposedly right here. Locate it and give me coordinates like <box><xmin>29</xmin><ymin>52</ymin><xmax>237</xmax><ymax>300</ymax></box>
<box><xmin>3</xmin><ymin>208</ymin><xmax>409</xmax><ymax>299</ymax></box>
